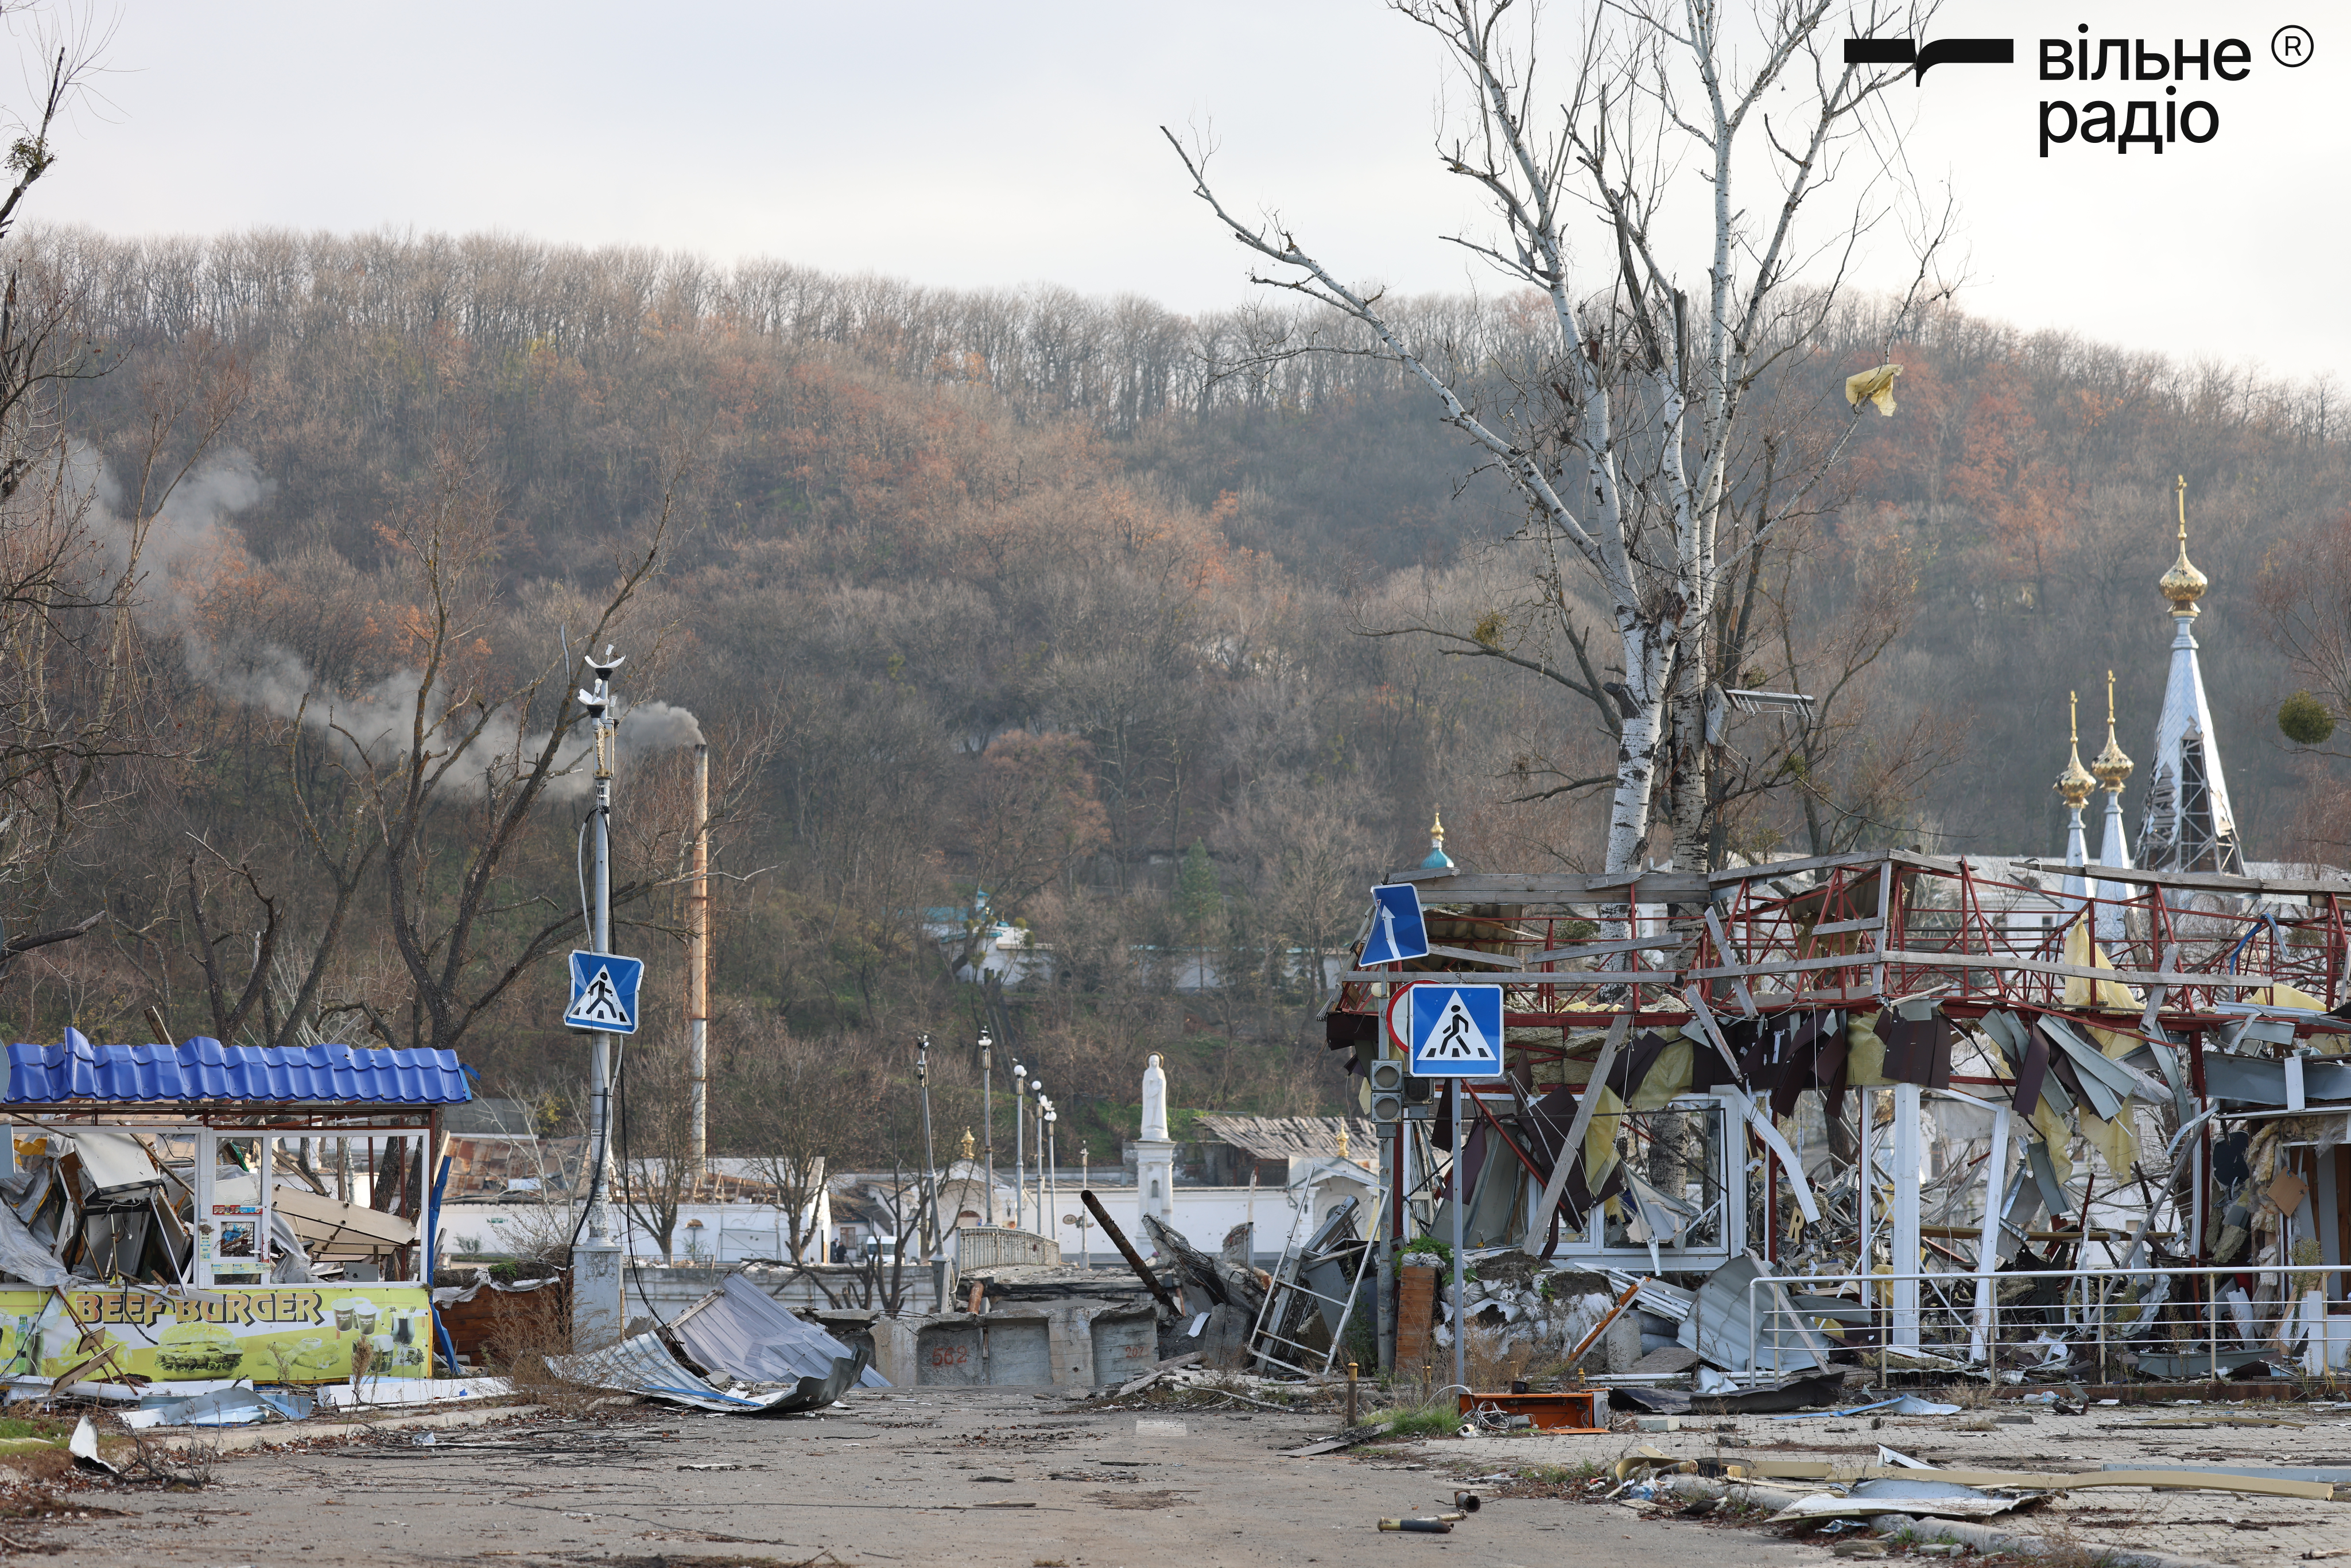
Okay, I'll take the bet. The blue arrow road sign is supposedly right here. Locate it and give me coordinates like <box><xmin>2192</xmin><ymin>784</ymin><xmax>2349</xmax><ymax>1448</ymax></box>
<box><xmin>1361</xmin><ymin>883</ymin><xmax>1431</xmax><ymax>965</ymax></box>
<box><xmin>565</xmin><ymin>950</ymin><xmax>644</xmax><ymax>1035</ymax></box>
<box><xmin>1409</xmin><ymin>984</ymin><xmax>1503</xmax><ymax>1078</ymax></box>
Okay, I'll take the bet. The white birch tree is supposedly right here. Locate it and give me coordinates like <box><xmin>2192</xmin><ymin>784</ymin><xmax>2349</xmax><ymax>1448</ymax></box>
<box><xmin>1169</xmin><ymin>0</ymin><xmax>1950</xmax><ymax>873</ymax></box>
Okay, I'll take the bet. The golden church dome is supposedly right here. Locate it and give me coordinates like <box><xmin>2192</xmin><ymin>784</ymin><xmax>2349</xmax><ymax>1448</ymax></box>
<box><xmin>2159</xmin><ymin>475</ymin><xmax>2207</xmax><ymax>612</ymax></box>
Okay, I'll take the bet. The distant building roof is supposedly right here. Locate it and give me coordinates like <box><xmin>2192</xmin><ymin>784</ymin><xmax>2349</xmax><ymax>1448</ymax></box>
<box><xmin>1192</xmin><ymin>1114</ymin><xmax>1376</xmax><ymax>1162</ymax></box>
<box><xmin>444</xmin><ymin>1097</ymin><xmax>538</xmax><ymax>1136</ymax></box>
<box><xmin>3</xmin><ymin>1030</ymin><xmax>472</xmax><ymax>1107</ymax></box>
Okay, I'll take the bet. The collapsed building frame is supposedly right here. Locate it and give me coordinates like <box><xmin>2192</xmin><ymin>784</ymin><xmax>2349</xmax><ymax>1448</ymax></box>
<box><xmin>1327</xmin><ymin>848</ymin><xmax>2351</xmax><ymax>1382</ymax></box>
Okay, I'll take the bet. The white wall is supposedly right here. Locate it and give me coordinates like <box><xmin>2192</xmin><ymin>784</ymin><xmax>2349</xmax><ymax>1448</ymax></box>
<box><xmin>1045</xmin><ymin>1169</ymin><xmax>1379</xmax><ymax>1266</ymax></box>
<box><xmin>443</xmin><ymin>1169</ymin><xmax>1384</xmax><ymax>1269</ymax></box>
<box><xmin>440</xmin><ymin>1198</ymin><xmax>829</xmax><ymax>1266</ymax></box>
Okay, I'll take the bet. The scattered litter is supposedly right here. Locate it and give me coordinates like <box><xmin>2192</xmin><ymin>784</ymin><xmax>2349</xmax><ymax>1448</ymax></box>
<box><xmin>317</xmin><ymin>1377</ymin><xmax>511</xmax><ymax>1410</ymax></box>
<box><xmin>67</xmin><ymin>1416</ymin><xmax>115</xmax><ymax>1476</ymax></box>
<box><xmin>1378</xmin><ymin>1518</ymin><xmax>1451</xmax><ymax>1533</ymax></box>
<box><xmin>1753</xmin><ymin>1459</ymin><xmax>2339</xmax><ymax>1501</ymax></box>
<box><xmin>1769</xmin><ymin>1477</ymin><xmax>2034</xmax><ymax>1523</ymax></box>
<box><xmin>122</xmin><ymin>1386</ymin><xmax>313</xmax><ymax>1430</ymax></box>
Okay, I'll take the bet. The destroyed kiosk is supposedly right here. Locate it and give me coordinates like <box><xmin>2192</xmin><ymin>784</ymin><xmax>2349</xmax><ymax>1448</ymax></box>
<box><xmin>1316</xmin><ymin>510</ymin><xmax>2351</xmax><ymax>1395</ymax></box>
<box><xmin>1328</xmin><ymin>848</ymin><xmax>2351</xmax><ymax>1390</ymax></box>
<box><xmin>0</xmin><ymin>1028</ymin><xmax>470</xmax><ymax>1387</ymax></box>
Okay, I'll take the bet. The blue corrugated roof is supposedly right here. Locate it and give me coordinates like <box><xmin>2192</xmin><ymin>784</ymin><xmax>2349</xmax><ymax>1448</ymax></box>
<box><xmin>3</xmin><ymin>1030</ymin><xmax>473</xmax><ymax>1107</ymax></box>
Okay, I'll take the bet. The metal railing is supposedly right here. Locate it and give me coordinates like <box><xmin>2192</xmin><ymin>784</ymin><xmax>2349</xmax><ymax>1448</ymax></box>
<box><xmin>1739</xmin><ymin>1263</ymin><xmax>2344</xmax><ymax>1387</ymax></box>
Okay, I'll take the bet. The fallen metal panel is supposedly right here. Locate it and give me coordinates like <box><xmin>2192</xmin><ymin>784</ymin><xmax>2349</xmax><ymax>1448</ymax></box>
<box><xmin>666</xmin><ymin>1275</ymin><xmax>889</xmax><ymax>1390</ymax></box>
<box><xmin>1678</xmin><ymin>1252</ymin><xmax>1826</xmax><ymax>1375</ymax></box>
<box><xmin>1768</xmin><ymin>1482</ymin><xmax>2032</xmax><ymax>1523</ymax></box>
<box><xmin>557</xmin><ymin>1328</ymin><xmax>866</xmax><ymax>1415</ymax></box>
<box><xmin>0</xmin><ymin>1198</ymin><xmax>71</xmax><ymax>1286</ymax></box>
<box><xmin>1609</xmin><ymin>1369</ymin><xmax>1844</xmax><ymax>1415</ymax></box>
<box><xmin>2129</xmin><ymin>1346</ymin><xmax>2281</xmax><ymax>1380</ymax></box>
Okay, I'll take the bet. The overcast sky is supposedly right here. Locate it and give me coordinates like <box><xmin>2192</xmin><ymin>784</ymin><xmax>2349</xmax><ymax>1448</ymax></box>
<box><xmin>22</xmin><ymin>1</ymin><xmax>2347</xmax><ymax>381</ymax></box>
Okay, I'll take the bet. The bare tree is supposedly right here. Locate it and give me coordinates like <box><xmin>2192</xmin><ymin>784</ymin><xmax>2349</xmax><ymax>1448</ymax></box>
<box><xmin>1169</xmin><ymin>0</ymin><xmax>1950</xmax><ymax>872</ymax></box>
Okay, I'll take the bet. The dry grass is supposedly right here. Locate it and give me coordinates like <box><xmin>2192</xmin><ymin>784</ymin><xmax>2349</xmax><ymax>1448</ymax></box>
<box><xmin>1464</xmin><ymin>1325</ymin><xmax>1534</xmax><ymax>1392</ymax></box>
<box><xmin>1938</xmin><ymin>1377</ymin><xmax>1999</xmax><ymax>1410</ymax></box>
<box><xmin>481</xmin><ymin>1276</ymin><xmax>606</xmax><ymax>1416</ymax></box>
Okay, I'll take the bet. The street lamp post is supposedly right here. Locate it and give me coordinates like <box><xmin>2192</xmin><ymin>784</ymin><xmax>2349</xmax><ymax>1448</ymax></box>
<box><xmin>1012</xmin><ymin>1062</ymin><xmax>1027</xmax><ymax>1231</ymax></box>
<box><xmin>1042</xmin><ymin>1101</ymin><xmax>1058</xmax><ymax>1260</ymax></box>
<box><xmin>570</xmin><ymin>646</ymin><xmax>624</xmax><ymax>1352</ymax></box>
<box><xmin>1029</xmin><ymin>1082</ymin><xmax>1044</xmax><ymax>1240</ymax></box>
<box><xmin>915</xmin><ymin>1035</ymin><xmax>938</xmax><ymax>1257</ymax></box>
<box><xmin>979</xmin><ymin>1030</ymin><xmax>995</xmax><ymax>1226</ymax></box>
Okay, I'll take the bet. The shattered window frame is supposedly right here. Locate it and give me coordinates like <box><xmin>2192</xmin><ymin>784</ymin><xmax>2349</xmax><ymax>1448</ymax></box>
<box><xmin>1554</xmin><ymin>1091</ymin><xmax>1747</xmax><ymax>1265</ymax></box>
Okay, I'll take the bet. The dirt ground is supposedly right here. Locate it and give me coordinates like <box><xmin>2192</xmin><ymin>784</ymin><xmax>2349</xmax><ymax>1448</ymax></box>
<box><xmin>0</xmin><ymin>1385</ymin><xmax>1879</xmax><ymax>1568</ymax></box>
<box><xmin>1422</xmin><ymin>1394</ymin><xmax>2351</xmax><ymax>1567</ymax></box>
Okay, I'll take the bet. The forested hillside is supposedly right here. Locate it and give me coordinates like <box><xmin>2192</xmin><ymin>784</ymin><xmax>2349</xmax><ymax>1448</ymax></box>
<box><xmin>9</xmin><ymin>227</ymin><xmax>2347</xmax><ymax>1163</ymax></box>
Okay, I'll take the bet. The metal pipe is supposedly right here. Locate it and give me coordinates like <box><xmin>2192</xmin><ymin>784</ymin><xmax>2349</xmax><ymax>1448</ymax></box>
<box><xmin>585</xmin><ymin>742</ymin><xmax>614</xmax><ymax>1245</ymax></box>
<box><xmin>1081</xmin><ymin>1187</ymin><xmax>1178</xmax><ymax>1314</ymax></box>
<box><xmin>1450</xmin><ymin>1081</ymin><xmax>1467</xmax><ymax>1395</ymax></box>
<box><xmin>981</xmin><ymin>1031</ymin><xmax>995</xmax><ymax>1226</ymax></box>
<box><xmin>688</xmin><ymin>742</ymin><xmax>709</xmax><ymax>1190</ymax></box>
<box><xmin>1376</xmin><ymin>1116</ymin><xmax>1395</xmax><ymax>1372</ymax></box>
<box><xmin>1043</xmin><ymin>1104</ymin><xmax>1057</xmax><ymax>1256</ymax></box>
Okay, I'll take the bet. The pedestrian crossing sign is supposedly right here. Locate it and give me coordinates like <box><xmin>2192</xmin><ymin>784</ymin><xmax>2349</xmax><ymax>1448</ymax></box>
<box><xmin>1407</xmin><ymin>985</ymin><xmax>1503</xmax><ymax>1077</ymax></box>
<box><xmin>565</xmin><ymin>950</ymin><xmax>644</xmax><ymax>1035</ymax></box>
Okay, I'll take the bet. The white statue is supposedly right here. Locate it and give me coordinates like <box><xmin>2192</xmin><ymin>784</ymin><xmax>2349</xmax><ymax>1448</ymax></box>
<box><xmin>1140</xmin><ymin>1053</ymin><xmax>1169</xmax><ymax>1143</ymax></box>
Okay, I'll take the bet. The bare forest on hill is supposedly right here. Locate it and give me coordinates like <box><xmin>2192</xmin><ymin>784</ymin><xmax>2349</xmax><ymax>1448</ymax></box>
<box><xmin>5</xmin><ymin>226</ymin><xmax>2349</xmax><ymax>1168</ymax></box>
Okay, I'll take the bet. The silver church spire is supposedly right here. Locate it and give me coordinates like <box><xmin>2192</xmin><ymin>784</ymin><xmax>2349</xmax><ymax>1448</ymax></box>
<box><xmin>2136</xmin><ymin>477</ymin><xmax>2245</xmax><ymax>875</ymax></box>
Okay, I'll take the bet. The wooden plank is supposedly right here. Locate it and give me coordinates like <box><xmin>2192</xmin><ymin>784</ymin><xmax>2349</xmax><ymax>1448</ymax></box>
<box><xmin>1751</xmin><ymin>1459</ymin><xmax>2333</xmax><ymax>1500</ymax></box>
<box><xmin>1705</xmin><ymin>846</ymin><xmax>2351</xmax><ymax>902</ymax></box>
<box><xmin>1423</xmin><ymin>944</ymin><xmax>1520</xmax><ymax>968</ymax></box>
<box><xmin>1343</xmin><ymin>970</ymin><xmax>1683</xmax><ymax>985</ymax></box>
<box><xmin>1806</xmin><ymin>916</ymin><xmax>1885</xmax><ymax>937</ymax></box>
<box><xmin>1523</xmin><ymin>935</ymin><xmax>1689</xmax><ymax>964</ymax></box>
<box><xmin>273</xmin><ymin>1185</ymin><xmax>417</xmax><ymax>1248</ymax></box>
<box><xmin>1708</xmin><ymin>849</ymin><xmax>1895</xmax><ymax>886</ymax></box>
<box><xmin>1390</xmin><ymin>871</ymin><xmax>1716</xmax><ymax>902</ymax></box>
<box><xmin>1685</xmin><ymin>952</ymin><xmax>1886</xmax><ymax>981</ymax></box>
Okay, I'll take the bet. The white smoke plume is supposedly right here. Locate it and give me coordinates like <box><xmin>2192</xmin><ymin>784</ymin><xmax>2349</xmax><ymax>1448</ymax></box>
<box><xmin>68</xmin><ymin>442</ymin><xmax>275</xmax><ymax>631</ymax></box>
<box><xmin>83</xmin><ymin>448</ymin><xmax>703</xmax><ymax>797</ymax></box>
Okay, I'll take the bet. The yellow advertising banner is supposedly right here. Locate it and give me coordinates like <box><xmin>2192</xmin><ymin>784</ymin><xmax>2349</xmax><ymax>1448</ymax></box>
<box><xmin>0</xmin><ymin>1286</ymin><xmax>434</xmax><ymax>1383</ymax></box>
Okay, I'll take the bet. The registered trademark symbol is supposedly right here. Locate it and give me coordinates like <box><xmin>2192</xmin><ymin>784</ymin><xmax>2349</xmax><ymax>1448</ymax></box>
<box><xmin>2272</xmin><ymin>25</ymin><xmax>2314</xmax><ymax>67</ymax></box>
